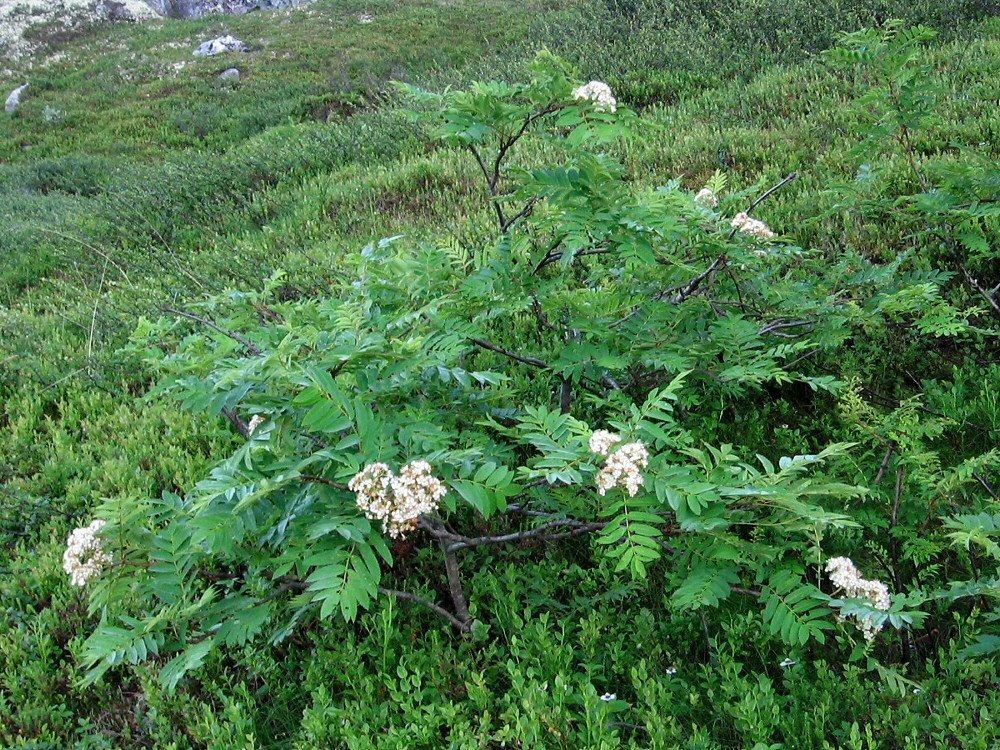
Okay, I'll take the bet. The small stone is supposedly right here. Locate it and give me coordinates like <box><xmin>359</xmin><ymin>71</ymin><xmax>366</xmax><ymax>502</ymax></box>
<box><xmin>219</xmin><ymin>67</ymin><xmax>240</xmax><ymax>80</ymax></box>
<box><xmin>5</xmin><ymin>83</ymin><xmax>29</xmax><ymax>113</ymax></box>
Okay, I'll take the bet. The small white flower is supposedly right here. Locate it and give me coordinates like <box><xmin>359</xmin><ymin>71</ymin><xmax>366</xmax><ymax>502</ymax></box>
<box><xmin>665</xmin><ymin>666</ymin><xmax>678</xmax><ymax>675</ymax></box>
<box><xmin>599</xmin><ymin>692</ymin><xmax>616</xmax><ymax>702</ymax></box>
<box><xmin>779</xmin><ymin>658</ymin><xmax>796</xmax><ymax>668</ymax></box>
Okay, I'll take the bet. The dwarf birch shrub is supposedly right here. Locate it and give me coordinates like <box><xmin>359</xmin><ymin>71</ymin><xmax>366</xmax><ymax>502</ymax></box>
<box><xmin>74</xmin><ymin>50</ymin><xmax>992</xmax><ymax>689</ymax></box>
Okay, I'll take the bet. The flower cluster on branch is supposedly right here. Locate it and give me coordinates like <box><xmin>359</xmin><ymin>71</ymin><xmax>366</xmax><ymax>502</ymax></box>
<box><xmin>63</xmin><ymin>519</ymin><xmax>112</xmax><ymax>587</ymax></box>
<box><xmin>731</xmin><ymin>211</ymin><xmax>775</xmax><ymax>240</ymax></box>
<box><xmin>572</xmin><ymin>80</ymin><xmax>617</xmax><ymax>112</ymax></box>
<box><xmin>589</xmin><ymin>431</ymin><xmax>649</xmax><ymax>496</ymax></box>
<box><xmin>825</xmin><ymin>556</ymin><xmax>892</xmax><ymax>640</ymax></box>
<box><xmin>350</xmin><ymin>460</ymin><xmax>447</xmax><ymax>538</ymax></box>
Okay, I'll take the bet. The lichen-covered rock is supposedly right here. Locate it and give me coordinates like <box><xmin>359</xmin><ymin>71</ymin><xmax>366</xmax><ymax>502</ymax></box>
<box><xmin>219</xmin><ymin>67</ymin><xmax>240</xmax><ymax>80</ymax></box>
<box><xmin>146</xmin><ymin>0</ymin><xmax>313</xmax><ymax>18</ymax></box>
<box><xmin>193</xmin><ymin>35</ymin><xmax>247</xmax><ymax>56</ymax></box>
<box><xmin>5</xmin><ymin>83</ymin><xmax>29</xmax><ymax>113</ymax></box>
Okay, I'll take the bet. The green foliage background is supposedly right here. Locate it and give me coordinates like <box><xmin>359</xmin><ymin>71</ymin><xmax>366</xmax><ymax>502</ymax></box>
<box><xmin>1</xmin><ymin>0</ymin><xmax>999</xmax><ymax>747</ymax></box>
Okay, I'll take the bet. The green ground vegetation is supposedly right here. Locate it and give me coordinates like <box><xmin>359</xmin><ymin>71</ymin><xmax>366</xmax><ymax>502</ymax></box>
<box><xmin>1</xmin><ymin>1</ymin><xmax>999</xmax><ymax>747</ymax></box>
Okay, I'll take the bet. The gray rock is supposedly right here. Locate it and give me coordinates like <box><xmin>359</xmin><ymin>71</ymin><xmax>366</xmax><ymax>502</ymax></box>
<box><xmin>219</xmin><ymin>67</ymin><xmax>240</xmax><ymax>80</ymax></box>
<box><xmin>193</xmin><ymin>35</ymin><xmax>248</xmax><ymax>57</ymax></box>
<box><xmin>5</xmin><ymin>83</ymin><xmax>29</xmax><ymax>114</ymax></box>
<box><xmin>147</xmin><ymin>0</ymin><xmax>313</xmax><ymax>18</ymax></box>
<box><xmin>95</xmin><ymin>0</ymin><xmax>134</xmax><ymax>21</ymax></box>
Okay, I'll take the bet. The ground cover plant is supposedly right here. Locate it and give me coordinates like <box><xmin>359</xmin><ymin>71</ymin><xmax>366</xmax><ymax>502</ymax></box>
<box><xmin>1</xmin><ymin>1</ymin><xmax>999</xmax><ymax>747</ymax></box>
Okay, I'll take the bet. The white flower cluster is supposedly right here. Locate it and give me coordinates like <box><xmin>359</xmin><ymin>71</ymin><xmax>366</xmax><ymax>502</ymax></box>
<box><xmin>731</xmin><ymin>212</ymin><xmax>775</xmax><ymax>240</ymax></box>
<box><xmin>349</xmin><ymin>460</ymin><xmax>446</xmax><ymax>538</ymax></box>
<box><xmin>825</xmin><ymin>556</ymin><xmax>892</xmax><ymax>641</ymax></box>
<box><xmin>694</xmin><ymin>188</ymin><xmax>718</xmax><ymax>209</ymax></box>
<box><xmin>589</xmin><ymin>431</ymin><xmax>649</xmax><ymax>497</ymax></box>
<box><xmin>572</xmin><ymin>80</ymin><xmax>617</xmax><ymax>113</ymax></box>
<box><xmin>63</xmin><ymin>519</ymin><xmax>112</xmax><ymax>587</ymax></box>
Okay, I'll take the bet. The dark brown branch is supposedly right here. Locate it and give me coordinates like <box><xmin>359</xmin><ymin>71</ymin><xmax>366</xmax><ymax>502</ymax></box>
<box><xmin>973</xmin><ymin>471</ymin><xmax>999</xmax><ymax>500</ymax></box>
<box><xmin>222</xmin><ymin>407</ymin><xmax>250</xmax><ymax>439</ymax></box>
<box><xmin>444</xmin><ymin>519</ymin><xmax>605</xmax><ymax>553</ymax></box>
<box><xmin>727</xmin><ymin>172</ymin><xmax>798</xmax><ymax>241</ymax></box>
<box><xmin>469</xmin><ymin>144</ymin><xmax>508</xmax><ymax>229</ymax></box>
<box><xmin>943</xmin><ymin>237</ymin><xmax>1000</xmax><ymax>318</ymax></box>
<box><xmin>500</xmin><ymin>197</ymin><xmax>537</xmax><ymax>233</ymax></box>
<box><xmin>491</xmin><ymin>106</ymin><xmax>557</xmax><ymax>186</ymax></box>
<box><xmin>301</xmin><ymin>474</ymin><xmax>350</xmax><ymax>491</ymax></box>
<box><xmin>747</xmin><ymin>172</ymin><xmax>798</xmax><ymax>214</ymax></box>
<box><xmin>534</xmin><ymin>247</ymin><xmax>614</xmax><ymax>273</ymax></box>
<box><xmin>259</xmin><ymin>576</ymin><xmax>309</xmax><ymax>605</ymax></box>
<box><xmin>469</xmin><ymin>337</ymin><xmax>549</xmax><ymax>369</ymax></box>
<box><xmin>162</xmin><ymin>306</ymin><xmax>262</xmax><ymax>356</ymax></box>
<box><xmin>889</xmin><ymin>465</ymin><xmax>905</xmax><ymax>592</ymax></box>
<box><xmin>530</xmin><ymin>295</ymin><xmax>559</xmax><ymax>332</ymax></box>
<box><xmin>758</xmin><ymin>319</ymin><xmax>812</xmax><ymax>337</ymax></box>
<box><xmin>378</xmin><ymin>587</ymin><xmax>471</xmax><ymax>632</ymax></box>
<box><xmin>441</xmin><ymin>542</ymin><xmax>471</xmax><ymax>624</ymax></box>
<box><xmin>874</xmin><ymin>444</ymin><xmax>896</xmax><ymax>486</ymax></box>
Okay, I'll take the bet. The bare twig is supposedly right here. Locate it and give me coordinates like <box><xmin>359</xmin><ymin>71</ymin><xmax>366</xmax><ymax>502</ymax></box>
<box><xmin>162</xmin><ymin>306</ymin><xmax>262</xmax><ymax>356</ymax></box>
<box><xmin>973</xmin><ymin>471</ymin><xmax>999</xmax><ymax>500</ymax></box>
<box><xmin>444</xmin><ymin>519</ymin><xmax>605</xmax><ymax>553</ymax></box>
<box><xmin>469</xmin><ymin>337</ymin><xmax>549</xmax><ymax>369</ymax></box>
<box><xmin>727</xmin><ymin>172</ymin><xmax>798</xmax><ymax>241</ymax></box>
<box><xmin>874</xmin><ymin>444</ymin><xmax>896</xmax><ymax>486</ymax></box>
<box><xmin>500</xmin><ymin>197</ymin><xmax>537</xmax><ymax>233</ymax></box>
<box><xmin>378</xmin><ymin>587</ymin><xmax>471</xmax><ymax>632</ymax></box>
<box><xmin>300</xmin><ymin>474</ymin><xmax>350</xmax><ymax>491</ymax></box>
<box><xmin>35</xmin><ymin>227</ymin><xmax>133</xmax><ymax>285</ymax></box>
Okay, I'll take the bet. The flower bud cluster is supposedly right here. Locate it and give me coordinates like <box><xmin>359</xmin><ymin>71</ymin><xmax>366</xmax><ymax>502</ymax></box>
<box><xmin>589</xmin><ymin>431</ymin><xmax>649</xmax><ymax>497</ymax></box>
<box><xmin>349</xmin><ymin>460</ymin><xmax>446</xmax><ymax>538</ymax></box>
<box><xmin>572</xmin><ymin>80</ymin><xmax>617</xmax><ymax>113</ymax></box>
<box><xmin>825</xmin><ymin>556</ymin><xmax>892</xmax><ymax>641</ymax></box>
<box><xmin>731</xmin><ymin>212</ymin><xmax>775</xmax><ymax>240</ymax></box>
<box><xmin>694</xmin><ymin>188</ymin><xmax>718</xmax><ymax>209</ymax></box>
<box><xmin>63</xmin><ymin>519</ymin><xmax>112</xmax><ymax>587</ymax></box>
